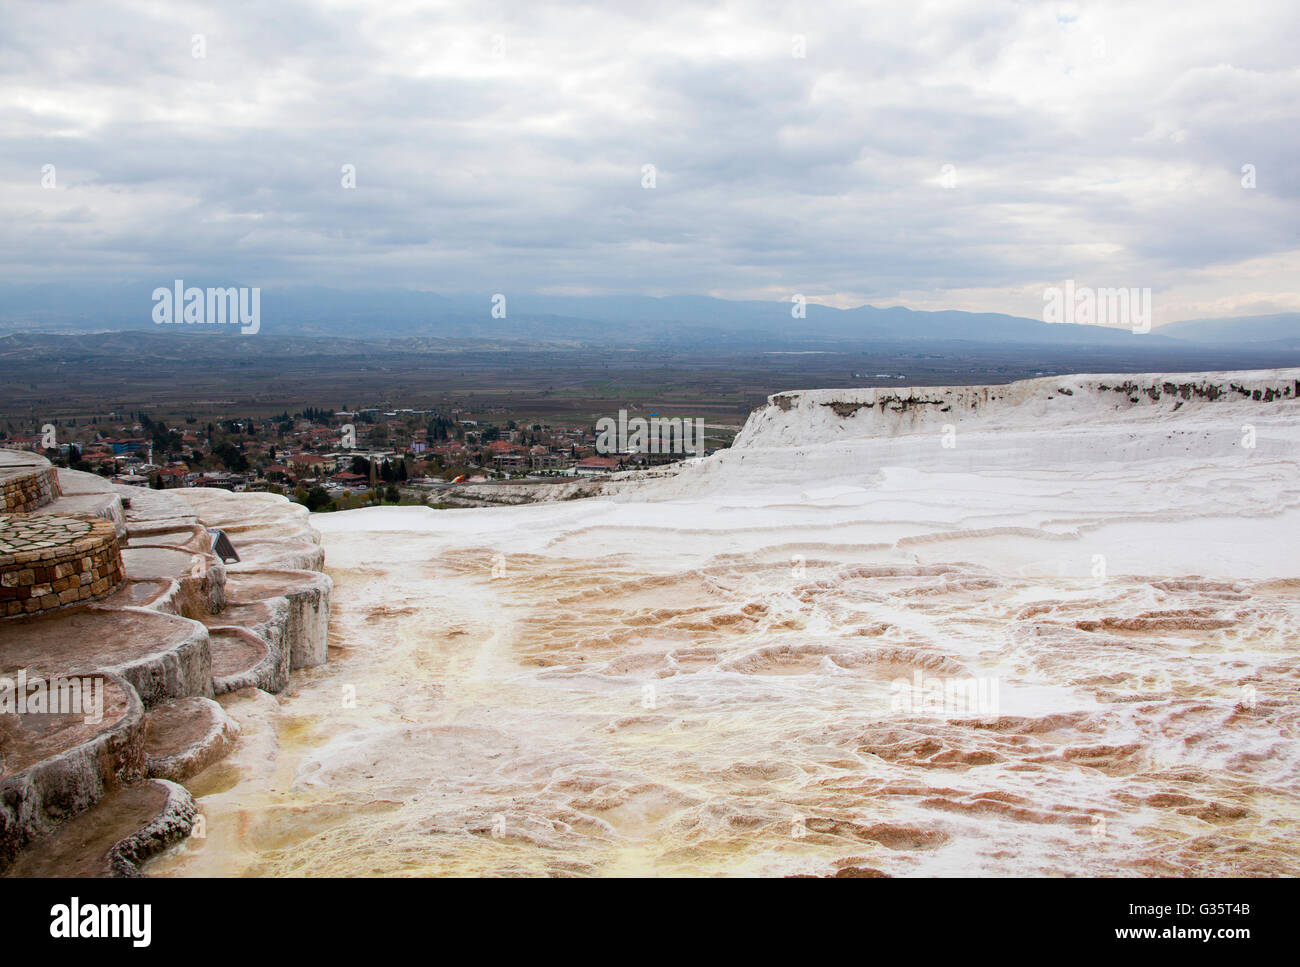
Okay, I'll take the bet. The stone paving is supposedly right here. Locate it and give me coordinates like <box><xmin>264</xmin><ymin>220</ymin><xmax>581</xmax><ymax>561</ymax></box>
<box><xmin>0</xmin><ymin>452</ymin><xmax>125</xmax><ymax>617</ymax></box>
<box><xmin>0</xmin><ymin>513</ymin><xmax>94</xmax><ymax>556</ymax></box>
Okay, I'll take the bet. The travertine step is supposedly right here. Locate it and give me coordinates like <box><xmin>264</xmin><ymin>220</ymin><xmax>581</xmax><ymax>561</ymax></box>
<box><xmin>1</xmin><ymin>605</ymin><xmax>212</xmax><ymax>708</ymax></box>
<box><xmin>113</xmin><ymin>485</ymin><xmax>202</xmax><ymax>540</ymax></box>
<box><xmin>54</xmin><ymin>469</ymin><xmax>126</xmax><ymax>536</ymax></box>
<box><xmin>119</xmin><ymin>546</ymin><xmax>225</xmax><ymax>616</ymax></box>
<box><xmin>222</xmin><ymin>569</ymin><xmax>332</xmax><ymax>670</ymax></box>
<box><xmin>125</xmin><ymin>524</ymin><xmax>207</xmax><ymax>552</ymax></box>
<box><xmin>143</xmin><ymin>696</ymin><xmax>238</xmax><ymax>782</ymax></box>
<box><xmin>167</xmin><ymin>488</ymin><xmax>321</xmax><ymax>544</ymax></box>
<box><xmin>160</xmin><ymin>488</ymin><xmax>327</xmax><ymax>573</ymax></box>
<box><xmin>97</xmin><ymin>577</ymin><xmax>176</xmax><ymax>612</ymax></box>
<box><xmin>220</xmin><ymin>520</ymin><xmax>320</xmax><ymax>544</ymax></box>
<box><xmin>209</xmin><ymin>626</ymin><xmax>286</xmax><ymax>694</ymax></box>
<box><xmin>229</xmin><ymin>537</ymin><xmax>325</xmax><ymax>571</ymax></box>
<box><xmin>57</xmin><ymin>469</ymin><xmax>115</xmax><ymax>495</ymax></box>
<box><xmin>199</xmin><ymin>598</ymin><xmax>286</xmax><ymax>669</ymax></box>
<box><xmin>0</xmin><ymin>671</ymin><xmax>144</xmax><ymax>868</ymax></box>
<box><xmin>1</xmin><ymin>779</ymin><xmax>196</xmax><ymax>877</ymax></box>
<box><xmin>120</xmin><ymin>545</ymin><xmax>201</xmax><ymax>582</ymax></box>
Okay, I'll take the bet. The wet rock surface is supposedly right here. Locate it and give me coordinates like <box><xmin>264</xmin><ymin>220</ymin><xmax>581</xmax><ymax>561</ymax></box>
<box><xmin>3</xmin><ymin>779</ymin><xmax>197</xmax><ymax>878</ymax></box>
<box><xmin>144</xmin><ymin>697</ymin><xmax>239</xmax><ymax>783</ymax></box>
<box><xmin>0</xmin><ymin>480</ymin><xmax>330</xmax><ymax>876</ymax></box>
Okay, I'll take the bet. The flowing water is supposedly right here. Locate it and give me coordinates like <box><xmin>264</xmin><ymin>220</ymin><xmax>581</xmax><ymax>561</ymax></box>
<box><xmin>149</xmin><ymin>465</ymin><xmax>1300</xmax><ymax>876</ymax></box>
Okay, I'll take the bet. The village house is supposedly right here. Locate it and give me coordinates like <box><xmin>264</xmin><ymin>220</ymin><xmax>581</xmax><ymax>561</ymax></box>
<box><xmin>329</xmin><ymin>470</ymin><xmax>369</xmax><ymax>487</ymax></box>
<box><xmin>288</xmin><ymin>453</ymin><xmax>332</xmax><ymax>476</ymax></box>
<box><xmin>156</xmin><ymin>466</ymin><xmax>189</xmax><ymax>488</ymax></box>
<box><xmin>492</xmin><ymin>452</ymin><xmax>528</xmax><ymax>471</ymax></box>
<box><xmin>575</xmin><ymin>455</ymin><xmax>621</xmax><ymax>476</ymax></box>
<box><xmin>530</xmin><ymin>448</ymin><xmax>570</xmax><ymax>471</ymax></box>
<box><xmin>105</xmin><ymin>437</ymin><xmax>149</xmax><ymax>455</ymax></box>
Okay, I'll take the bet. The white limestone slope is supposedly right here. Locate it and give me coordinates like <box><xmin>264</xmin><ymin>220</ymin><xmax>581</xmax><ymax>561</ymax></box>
<box><xmin>151</xmin><ymin>370</ymin><xmax>1300</xmax><ymax>878</ymax></box>
<box><xmin>633</xmin><ymin>369</ymin><xmax>1300</xmax><ymax>506</ymax></box>
<box><xmin>735</xmin><ymin>370</ymin><xmax>1298</xmax><ymax>448</ymax></box>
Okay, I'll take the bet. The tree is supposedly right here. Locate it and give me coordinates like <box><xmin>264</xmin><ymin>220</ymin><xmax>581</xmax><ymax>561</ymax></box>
<box><xmin>302</xmin><ymin>486</ymin><xmax>333</xmax><ymax>512</ymax></box>
<box><xmin>212</xmin><ymin>441</ymin><xmax>249</xmax><ymax>473</ymax></box>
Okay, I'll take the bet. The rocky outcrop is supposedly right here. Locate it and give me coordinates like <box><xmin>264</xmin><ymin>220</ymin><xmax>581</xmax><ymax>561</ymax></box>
<box><xmin>734</xmin><ymin>370</ymin><xmax>1300</xmax><ymax>449</ymax></box>
<box><xmin>0</xmin><ymin>472</ymin><xmax>332</xmax><ymax>876</ymax></box>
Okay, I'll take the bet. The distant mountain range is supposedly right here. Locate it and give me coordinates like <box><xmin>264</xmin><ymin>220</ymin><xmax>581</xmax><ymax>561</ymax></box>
<box><xmin>1</xmin><ymin>283</ymin><xmax>1296</xmax><ymax>352</ymax></box>
<box><xmin>1154</xmin><ymin>313</ymin><xmax>1300</xmax><ymax>346</ymax></box>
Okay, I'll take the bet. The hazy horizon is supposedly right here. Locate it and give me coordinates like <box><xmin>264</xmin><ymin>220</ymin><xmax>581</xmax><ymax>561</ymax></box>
<box><xmin>3</xmin><ymin>279</ymin><xmax>1298</xmax><ymax>335</ymax></box>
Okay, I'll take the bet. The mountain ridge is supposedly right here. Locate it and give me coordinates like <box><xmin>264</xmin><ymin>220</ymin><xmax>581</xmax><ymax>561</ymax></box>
<box><xmin>1</xmin><ymin>283</ymin><xmax>1295</xmax><ymax>350</ymax></box>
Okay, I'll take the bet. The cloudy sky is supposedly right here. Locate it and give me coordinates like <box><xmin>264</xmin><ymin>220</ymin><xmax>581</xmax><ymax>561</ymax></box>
<box><xmin>3</xmin><ymin>0</ymin><xmax>1297</xmax><ymax>324</ymax></box>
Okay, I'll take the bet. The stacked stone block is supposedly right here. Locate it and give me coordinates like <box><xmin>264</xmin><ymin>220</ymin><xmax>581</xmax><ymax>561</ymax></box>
<box><xmin>0</xmin><ymin>465</ymin><xmax>61</xmax><ymax>513</ymax></box>
<box><xmin>0</xmin><ymin>515</ymin><xmax>125</xmax><ymax>617</ymax></box>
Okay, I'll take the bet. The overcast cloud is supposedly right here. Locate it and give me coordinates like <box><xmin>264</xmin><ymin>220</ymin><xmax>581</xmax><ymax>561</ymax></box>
<box><xmin>2</xmin><ymin>0</ymin><xmax>1298</xmax><ymax>324</ymax></box>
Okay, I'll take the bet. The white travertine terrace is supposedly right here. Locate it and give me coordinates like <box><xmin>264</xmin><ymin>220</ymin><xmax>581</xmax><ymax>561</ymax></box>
<box><xmin>147</xmin><ymin>369</ymin><xmax>1300</xmax><ymax>878</ymax></box>
<box><xmin>0</xmin><ymin>459</ymin><xmax>332</xmax><ymax>876</ymax></box>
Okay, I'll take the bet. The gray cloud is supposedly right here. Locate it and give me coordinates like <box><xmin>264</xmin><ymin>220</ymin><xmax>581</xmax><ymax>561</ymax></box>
<box><xmin>1</xmin><ymin>0</ymin><xmax>1297</xmax><ymax>323</ymax></box>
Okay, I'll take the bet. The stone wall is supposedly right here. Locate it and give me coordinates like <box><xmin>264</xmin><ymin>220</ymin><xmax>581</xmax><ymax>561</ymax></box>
<box><xmin>0</xmin><ymin>465</ymin><xmax>61</xmax><ymax>514</ymax></box>
<box><xmin>0</xmin><ymin>515</ymin><xmax>125</xmax><ymax>618</ymax></box>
